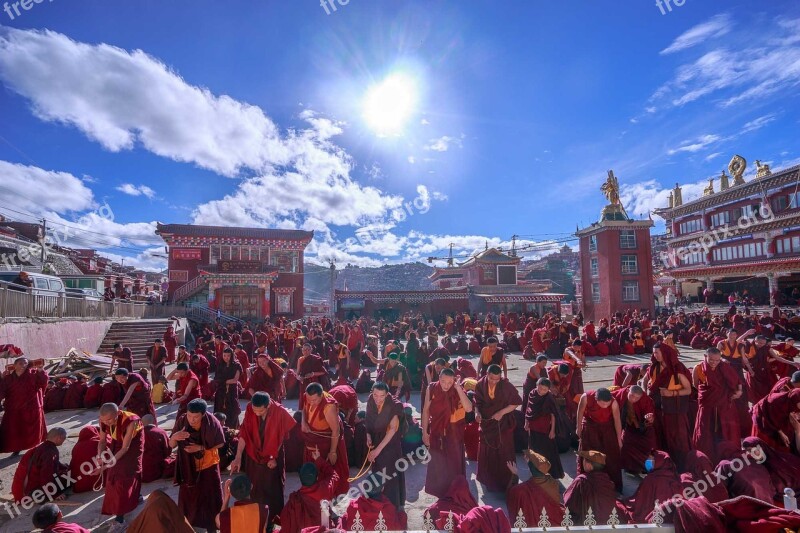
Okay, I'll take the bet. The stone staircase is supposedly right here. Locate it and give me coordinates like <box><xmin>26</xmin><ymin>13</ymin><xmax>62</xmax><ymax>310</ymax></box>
<box><xmin>97</xmin><ymin>319</ymin><xmax>176</xmax><ymax>370</ymax></box>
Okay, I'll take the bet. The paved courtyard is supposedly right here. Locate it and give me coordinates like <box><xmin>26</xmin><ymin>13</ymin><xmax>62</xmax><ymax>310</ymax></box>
<box><xmin>0</xmin><ymin>346</ymin><xmax>708</xmax><ymax>532</ymax></box>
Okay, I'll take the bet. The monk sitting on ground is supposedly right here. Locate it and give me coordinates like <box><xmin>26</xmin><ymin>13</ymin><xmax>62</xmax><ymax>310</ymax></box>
<box><xmin>506</xmin><ymin>450</ymin><xmax>565</xmax><ymax>525</ymax></box>
<box><xmin>216</xmin><ymin>474</ymin><xmax>269</xmax><ymax>533</ymax></box>
<box><xmin>564</xmin><ymin>450</ymin><xmax>629</xmax><ymax>524</ymax></box>
<box><xmin>338</xmin><ymin>478</ymin><xmax>408</xmax><ymax>530</ymax></box>
<box><xmin>63</xmin><ymin>375</ymin><xmax>88</xmax><ymax>409</ymax></box>
<box><xmin>11</xmin><ymin>427</ymin><xmax>69</xmax><ymax>502</ymax></box>
<box><xmin>279</xmin><ymin>450</ymin><xmax>340</xmax><ymax>533</ymax></box>
<box><xmin>141</xmin><ymin>414</ymin><xmax>175</xmax><ymax>482</ymax></box>
<box><xmin>125</xmin><ymin>490</ymin><xmax>194</xmax><ymax>533</ymax></box>
<box><xmin>83</xmin><ymin>376</ymin><xmax>104</xmax><ymax>409</ymax></box>
<box><xmin>69</xmin><ymin>426</ymin><xmax>108</xmax><ymax>494</ymax></box>
<box><xmin>31</xmin><ymin>503</ymin><xmax>89</xmax><ymax>533</ymax></box>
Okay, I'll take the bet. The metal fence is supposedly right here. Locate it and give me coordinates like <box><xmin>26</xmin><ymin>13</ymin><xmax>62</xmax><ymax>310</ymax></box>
<box><xmin>0</xmin><ymin>281</ymin><xmax>152</xmax><ymax>319</ymax></box>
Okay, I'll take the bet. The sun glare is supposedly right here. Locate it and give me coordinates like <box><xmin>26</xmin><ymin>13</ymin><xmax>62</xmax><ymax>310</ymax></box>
<box><xmin>363</xmin><ymin>73</ymin><xmax>417</xmax><ymax>136</ymax></box>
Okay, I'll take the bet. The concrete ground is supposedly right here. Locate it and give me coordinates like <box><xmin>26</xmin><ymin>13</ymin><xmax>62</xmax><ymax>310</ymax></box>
<box><xmin>0</xmin><ymin>345</ymin><xmax>708</xmax><ymax>532</ymax></box>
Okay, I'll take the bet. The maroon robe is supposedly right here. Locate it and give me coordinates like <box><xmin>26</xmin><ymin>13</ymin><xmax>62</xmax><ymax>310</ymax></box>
<box><xmin>525</xmin><ymin>389</ymin><xmax>565</xmax><ymax>479</ymax></box>
<box><xmin>425</xmin><ymin>475</ymin><xmax>477</xmax><ymax>522</ymax></box>
<box><xmin>11</xmin><ymin>440</ymin><xmax>68</xmax><ymax>501</ymax></box>
<box><xmin>142</xmin><ymin>424</ymin><xmax>174</xmax><ymax>483</ymax></box>
<box><xmin>668</xmin><ymin>496</ymin><xmax>726</xmax><ymax>533</ymax></box>
<box><xmin>507</xmin><ymin>474</ymin><xmax>564</xmax><ymax>526</ymax></box>
<box><xmin>214</xmin><ymin>361</ymin><xmax>243</xmax><ymax>429</ymax></box>
<box><xmin>101</xmin><ymin>411</ymin><xmax>144</xmax><ymax>516</ymax></box>
<box><xmin>0</xmin><ymin>367</ymin><xmax>47</xmax><ymax>453</ymax></box>
<box><xmin>338</xmin><ymin>495</ymin><xmax>408</xmax><ymax>531</ymax></box>
<box><xmin>564</xmin><ymin>471</ymin><xmax>628</xmax><ymax>525</ymax></box>
<box><xmin>146</xmin><ymin>345</ymin><xmax>168</xmax><ymax>381</ymax></box>
<box><xmin>718</xmin><ymin>495</ymin><xmax>800</xmax><ymax>532</ymax></box>
<box><xmin>63</xmin><ymin>380</ymin><xmax>87</xmax><ymax>409</ymax></box>
<box><xmin>296</xmin><ymin>354</ymin><xmax>327</xmax><ymax>411</ymax></box>
<box><xmin>122</xmin><ymin>373</ymin><xmax>156</xmax><ymax>420</ymax></box>
<box><xmin>647</xmin><ymin>355</ymin><xmax>692</xmax><ymax>472</ymax></box>
<box><xmin>100</xmin><ymin>380</ymin><xmax>124</xmax><ymax>406</ymax></box>
<box><xmin>613</xmin><ymin>364</ymin><xmax>644</xmax><ymax>387</ymax></box>
<box><xmin>751</xmin><ymin>388</ymin><xmax>800</xmax><ymax>451</ymax></box>
<box><xmin>578</xmin><ymin>391</ymin><xmax>622</xmax><ymax>492</ymax></box>
<box><xmin>715</xmin><ymin>442</ymin><xmax>775</xmax><ymax>503</ymax></box>
<box><xmin>366</xmin><ymin>393</ymin><xmax>405</xmax><ymax>508</ymax></box>
<box><xmin>247</xmin><ymin>359</ymin><xmax>285</xmax><ymax>401</ymax></box>
<box><xmin>746</xmin><ymin>343</ymin><xmax>778</xmax><ymax>404</ymax></box>
<box><xmin>239</xmin><ymin>401</ymin><xmax>296</xmax><ymax>519</ymax></box>
<box><xmin>692</xmin><ymin>360</ymin><xmax>741</xmax><ymax>464</ymax></box>
<box><xmin>612</xmin><ymin>386</ymin><xmax>657</xmax><ymax>474</ymax></box>
<box><xmin>70</xmin><ymin>425</ymin><xmax>108</xmax><ymax>493</ymax></box>
<box><xmin>42</xmin><ymin>523</ymin><xmax>90</xmax><ymax>533</ymax></box>
<box><xmin>189</xmin><ymin>354</ymin><xmax>210</xmax><ymax>390</ymax></box>
<box><xmin>679</xmin><ymin>450</ymin><xmax>728</xmax><ymax>503</ymax></box>
<box><xmin>329</xmin><ymin>384</ymin><xmax>359</xmax><ymax>426</ymax></box>
<box><xmin>425</xmin><ymin>382</ymin><xmax>467</xmax><ymax>498</ymax></box>
<box><xmin>302</xmin><ymin>392</ymin><xmax>350</xmax><ymax>496</ymax></box>
<box><xmin>83</xmin><ymin>383</ymin><xmax>103</xmax><ymax>409</ymax></box>
<box><xmin>743</xmin><ymin>436</ymin><xmax>800</xmax><ymax>497</ymax></box>
<box><xmin>279</xmin><ymin>458</ymin><xmax>338</xmax><ymax>533</ymax></box>
<box><xmin>474</xmin><ymin>377</ymin><xmax>522</xmax><ymax>492</ymax></box>
<box><xmin>625</xmin><ymin>451</ymin><xmax>683</xmax><ymax>522</ymax></box>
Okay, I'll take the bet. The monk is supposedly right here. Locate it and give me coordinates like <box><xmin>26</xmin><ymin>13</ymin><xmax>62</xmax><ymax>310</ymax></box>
<box><xmin>69</xmin><ymin>425</ymin><xmax>107</xmax><ymax>494</ymax></box>
<box><xmin>110</xmin><ymin>343</ymin><xmax>133</xmax><ymax>373</ymax></box>
<box><xmin>98</xmin><ymin>403</ymin><xmax>145</xmax><ymax>526</ymax></box>
<box><xmin>625</xmin><ymin>450</ymin><xmax>683</xmax><ymax>523</ymax></box>
<box><xmin>31</xmin><ymin>503</ymin><xmax>89</xmax><ymax>533</ymax></box>
<box><xmin>522</xmin><ymin>356</ymin><xmax>549</xmax><ymax>415</ymax></box>
<box><xmin>330</xmin><ymin>383</ymin><xmax>359</xmax><ymax>426</ymax></box>
<box><xmin>63</xmin><ymin>375</ymin><xmax>87</xmax><ymax>409</ymax></box>
<box><xmin>230</xmin><ymin>391</ymin><xmax>297</xmax><ymax>520</ymax></box>
<box><xmin>715</xmin><ymin>441</ymin><xmax>775</xmax><ymax>503</ymax></box>
<box><xmin>100</xmin><ymin>378</ymin><xmax>124</xmax><ymax>405</ymax></box>
<box><xmin>234</xmin><ymin>344</ymin><xmax>252</xmax><ymax>390</ymax></box>
<box><xmin>301</xmin><ymin>383</ymin><xmax>350</xmax><ymax>496</ymax></box>
<box><xmin>692</xmin><ymin>347</ymin><xmax>742</xmax><ymax>463</ymax></box>
<box><xmin>613</xmin><ymin>363</ymin><xmax>648</xmax><ymax>387</ymax></box>
<box><xmin>84</xmin><ymin>377</ymin><xmax>104</xmax><ymax>409</ymax></box>
<box><xmin>477</xmin><ymin>337</ymin><xmax>507</xmax><ymax>378</ymax></box>
<box><xmin>247</xmin><ymin>352</ymin><xmax>285</xmax><ymax>401</ymax></box>
<box><xmin>563</xmin><ymin>340</ymin><xmax>587</xmax><ymax>397</ymax></box>
<box><xmin>11</xmin><ymin>427</ymin><xmax>69</xmax><ymax>502</ymax></box>
<box><xmin>525</xmin><ymin>377</ymin><xmax>565</xmax><ymax>479</ymax></box>
<box><xmin>422</xmin><ymin>367</ymin><xmax>473</xmax><ymax>498</ymax></box>
<box><xmin>190</xmin><ymin>352</ymin><xmax>211</xmax><ymax>392</ymax></box>
<box><xmin>216</xmin><ymin>474</ymin><xmax>270</xmax><ymax>533</ymax></box>
<box><xmin>564</xmin><ymin>450</ymin><xmax>627</xmax><ymax>524</ymax></box>
<box><xmin>611</xmin><ymin>385</ymin><xmax>657</xmax><ymax>475</ymax></box>
<box><xmin>365</xmin><ymin>381</ymin><xmax>405</xmax><ymax>508</ymax></box>
<box><xmin>475</xmin><ymin>364</ymin><xmax>522</xmax><ymax>492</ymax></box>
<box><xmin>679</xmin><ymin>450</ymin><xmax>728</xmax><ymax>503</ymax></box>
<box><xmin>145</xmin><ymin>339</ymin><xmax>167</xmax><ymax>382</ymax></box>
<box><xmin>576</xmin><ymin>388</ymin><xmax>623</xmax><ymax>492</ymax></box>
<box><xmin>772</xmin><ymin>338</ymin><xmax>800</xmax><ymax>378</ymax></box>
<box><xmin>170</xmin><ymin>398</ymin><xmax>226</xmax><ymax>531</ymax></box>
<box><xmin>0</xmin><ymin>357</ymin><xmax>48</xmax><ymax>454</ymax></box>
<box><xmin>279</xmin><ymin>451</ymin><xmax>339</xmax><ymax>532</ymax></box>
<box><xmin>383</xmin><ymin>352</ymin><xmax>412</xmax><ymax>402</ymax></box>
<box><xmin>285</xmin><ymin>411</ymin><xmax>305</xmax><ymax>472</ymax></box>
<box><xmin>125</xmin><ymin>490</ymin><xmax>194</xmax><ymax>533</ymax></box>
<box><xmin>214</xmin><ymin>348</ymin><xmax>243</xmax><ymax>429</ymax></box>
<box><xmin>338</xmin><ymin>479</ymin><xmax>408</xmax><ymax>530</ymax></box>
<box><xmin>167</xmin><ymin>363</ymin><xmax>200</xmax><ymax>421</ymax></box>
<box><xmin>743</xmin><ymin>334</ymin><xmax>797</xmax><ymax>404</ymax></box>
<box><xmin>296</xmin><ymin>343</ymin><xmax>328</xmax><ymax>411</ymax></box>
<box><xmin>751</xmin><ymin>387</ymin><xmax>800</xmax><ymax>451</ymax></box>
<box><xmin>420</xmin><ymin>357</ymin><xmax>448</xmax><ymax>413</ymax></box>
<box><xmin>141</xmin><ymin>414</ymin><xmax>174</xmax><ymax>483</ymax></box>
<box><xmin>115</xmin><ymin>369</ymin><xmax>156</xmax><ymax>421</ymax></box>
<box><xmin>506</xmin><ymin>449</ymin><xmax>565</xmax><ymax>526</ymax></box>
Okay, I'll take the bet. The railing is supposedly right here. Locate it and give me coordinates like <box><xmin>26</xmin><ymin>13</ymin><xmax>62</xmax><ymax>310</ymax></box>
<box><xmin>0</xmin><ymin>281</ymin><xmax>149</xmax><ymax>320</ymax></box>
<box><xmin>184</xmin><ymin>303</ymin><xmax>246</xmax><ymax>327</ymax></box>
<box><xmin>173</xmin><ymin>274</ymin><xmax>206</xmax><ymax>303</ymax></box>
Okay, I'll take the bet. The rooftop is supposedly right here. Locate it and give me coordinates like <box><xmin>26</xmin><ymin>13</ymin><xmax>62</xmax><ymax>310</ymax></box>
<box><xmin>155</xmin><ymin>223</ymin><xmax>314</xmax><ymax>242</ymax></box>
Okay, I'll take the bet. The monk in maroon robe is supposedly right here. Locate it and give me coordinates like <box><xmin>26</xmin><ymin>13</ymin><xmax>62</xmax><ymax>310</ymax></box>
<box><xmin>214</xmin><ymin>349</ymin><xmax>243</xmax><ymax>429</ymax></box>
<box><xmin>477</xmin><ymin>338</ymin><xmax>506</xmax><ymax>377</ymax></box>
<box><xmin>525</xmin><ymin>377</ymin><xmax>565</xmax><ymax>478</ymax></box>
<box><xmin>743</xmin><ymin>335</ymin><xmax>785</xmax><ymax>404</ymax></box>
<box><xmin>296</xmin><ymin>344</ymin><xmax>328</xmax><ymax>411</ymax></box>
<box><xmin>231</xmin><ymin>392</ymin><xmax>297</xmax><ymax>521</ymax></box>
<box><xmin>247</xmin><ymin>353</ymin><xmax>285</xmax><ymax>401</ymax></box>
<box><xmin>423</xmin><ymin>368</ymin><xmax>473</xmax><ymax>498</ymax></box>
<box><xmin>576</xmin><ymin>388</ymin><xmax>623</xmax><ymax>492</ymax></box>
<box><xmin>167</xmin><ymin>363</ymin><xmax>201</xmax><ymax>423</ymax></box>
<box><xmin>718</xmin><ymin>495</ymin><xmax>800</xmax><ymax>532</ymax></box>
<box><xmin>506</xmin><ymin>449</ymin><xmax>565</xmax><ymax>526</ymax></box>
<box><xmin>475</xmin><ymin>365</ymin><xmax>522</xmax><ymax>492</ymax></box>
<box><xmin>625</xmin><ymin>450</ymin><xmax>683</xmax><ymax>522</ymax></box>
<box><xmin>0</xmin><ymin>357</ymin><xmax>47</xmax><ymax>454</ymax></box>
<box><xmin>425</xmin><ymin>475</ymin><xmax>477</xmax><ymax>522</ymax></box>
<box><xmin>383</xmin><ymin>354</ymin><xmax>412</xmax><ymax>402</ymax></box>
<box><xmin>612</xmin><ymin>385</ymin><xmax>657</xmax><ymax>474</ymax></box>
<box><xmin>190</xmin><ymin>353</ymin><xmax>210</xmax><ymax>391</ymax></box>
<box><xmin>164</xmin><ymin>325</ymin><xmax>178</xmax><ymax>364</ymax></box>
<box><xmin>285</xmin><ymin>411</ymin><xmax>305</xmax><ymax>472</ymax></box>
<box><xmin>365</xmin><ymin>382</ymin><xmax>406</xmax><ymax>508</ymax></box>
<box><xmin>170</xmin><ymin>399</ymin><xmax>226</xmax><ymax>531</ymax></box>
<box><xmin>98</xmin><ymin>404</ymin><xmax>145</xmax><ymax>524</ymax></box>
<box><xmin>32</xmin><ymin>504</ymin><xmax>90</xmax><ymax>533</ymax></box>
<box><xmin>301</xmin><ymin>383</ymin><xmax>350</xmax><ymax>496</ymax></box>
<box><xmin>83</xmin><ymin>377</ymin><xmax>104</xmax><ymax>409</ymax></box>
<box><xmin>613</xmin><ymin>363</ymin><xmax>647</xmax><ymax>387</ymax></box>
<box><xmin>279</xmin><ymin>456</ymin><xmax>339</xmax><ymax>533</ymax></box>
<box><xmin>338</xmin><ymin>485</ymin><xmax>408</xmax><ymax>530</ymax></box>
<box><xmin>100</xmin><ymin>379</ymin><xmax>124</xmax><ymax>405</ymax></box>
<box><xmin>111</xmin><ymin>343</ymin><xmax>133</xmax><ymax>373</ymax></box>
<box><xmin>116</xmin><ymin>369</ymin><xmax>156</xmax><ymax>421</ymax></box>
<box><xmin>751</xmin><ymin>387</ymin><xmax>800</xmax><ymax>451</ymax></box>
<box><xmin>329</xmin><ymin>383</ymin><xmax>358</xmax><ymax>426</ymax></box>
<box><xmin>679</xmin><ymin>450</ymin><xmax>728</xmax><ymax>503</ymax></box>
<box><xmin>145</xmin><ymin>339</ymin><xmax>167</xmax><ymax>382</ymax></box>
<box><xmin>141</xmin><ymin>414</ymin><xmax>174</xmax><ymax>483</ymax></box>
<box><xmin>63</xmin><ymin>376</ymin><xmax>87</xmax><ymax>409</ymax></box>
<box><xmin>692</xmin><ymin>347</ymin><xmax>742</xmax><ymax>464</ymax></box>
<box><xmin>70</xmin><ymin>425</ymin><xmax>108</xmax><ymax>493</ymax></box>
<box><xmin>715</xmin><ymin>441</ymin><xmax>775</xmax><ymax>503</ymax></box>
<box><xmin>11</xmin><ymin>427</ymin><xmax>68</xmax><ymax>502</ymax></box>
<box><xmin>234</xmin><ymin>345</ymin><xmax>251</xmax><ymax>390</ymax></box>
<box><xmin>565</xmin><ymin>450</ymin><xmax>628</xmax><ymax>524</ymax></box>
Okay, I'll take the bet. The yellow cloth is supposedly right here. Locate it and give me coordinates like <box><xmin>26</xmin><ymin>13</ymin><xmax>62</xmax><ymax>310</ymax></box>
<box><xmin>196</xmin><ymin>447</ymin><xmax>220</xmax><ymax>471</ymax></box>
<box><xmin>151</xmin><ymin>382</ymin><xmax>166</xmax><ymax>404</ymax></box>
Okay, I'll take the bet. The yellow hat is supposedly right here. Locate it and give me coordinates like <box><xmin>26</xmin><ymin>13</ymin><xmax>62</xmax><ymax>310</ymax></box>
<box><xmin>577</xmin><ymin>450</ymin><xmax>607</xmax><ymax>466</ymax></box>
<box><xmin>524</xmin><ymin>450</ymin><xmax>552</xmax><ymax>474</ymax></box>
<box><xmin>462</xmin><ymin>378</ymin><xmax>478</xmax><ymax>391</ymax></box>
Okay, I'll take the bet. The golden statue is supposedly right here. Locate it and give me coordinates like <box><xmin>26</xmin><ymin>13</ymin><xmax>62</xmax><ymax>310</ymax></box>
<box><xmin>600</xmin><ymin>170</ymin><xmax>629</xmax><ymax>221</ymax></box>
<box><xmin>755</xmin><ymin>159</ymin><xmax>772</xmax><ymax>178</ymax></box>
<box><xmin>719</xmin><ymin>170</ymin><xmax>730</xmax><ymax>190</ymax></box>
<box><xmin>729</xmin><ymin>154</ymin><xmax>747</xmax><ymax>186</ymax></box>
<box><xmin>668</xmin><ymin>191</ymin><xmax>674</xmax><ymax>208</ymax></box>
<box><xmin>703</xmin><ymin>178</ymin><xmax>715</xmax><ymax>196</ymax></box>
<box><xmin>673</xmin><ymin>183</ymin><xmax>683</xmax><ymax>207</ymax></box>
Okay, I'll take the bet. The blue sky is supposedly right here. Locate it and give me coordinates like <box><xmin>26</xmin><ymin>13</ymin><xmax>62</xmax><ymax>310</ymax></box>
<box><xmin>0</xmin><ymin>1</ymin><xmax>798</xmax><ymax>271</ymax></box>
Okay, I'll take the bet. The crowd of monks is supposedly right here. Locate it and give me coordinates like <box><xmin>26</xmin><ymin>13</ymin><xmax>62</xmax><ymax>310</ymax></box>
<box><xmin>4</xmin><ymin>306</ymin><xmax>800</xmax><ymax>532</ymax></box>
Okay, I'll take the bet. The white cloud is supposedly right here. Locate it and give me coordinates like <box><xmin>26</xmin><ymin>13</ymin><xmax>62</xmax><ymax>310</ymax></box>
<box><xmin>0</xmin><ymin>160</ymin><xmax>95</xmax><ymax>214</ymax></box>
<box><xmin>661</xmin><ymin>14</ymin><xmax>732</xmax><ymax>55</ymax></box>
<box><xmin>667</xmin><ymin>134</ymin><xmax>720</xmax><ymax>155</ymax></box>
<box><xmin>420</xmin><ymin>118</ymin><xmax>430</xmax><ymax>125</ymax></box>
<box><xmin>116</xmin><ymin>183</ymin><xmax>156</xmax><ymax>198</ymax></box>
<box><xmin>741</xmin><ymin>114</ymin><xmax>776</xmax><ymax>134</ymax></box>
<box><xmin>645</xmin><ymin>107</ymin><xmax>657</xmax><ymax>114</ymax></box>
<box><xmin>704</xmin><ymin>152</ymin><xmax>723</xmax><ymax>162</ymax></box>
<box><xmin>407</xmin><ymin>156</ymin><xmax>415</xmax><ymax>164</ymax></box>
<box><xmin>424</xmin><ymin>135</ymin><xmax>464</xmax><ymax>152</ymax></box>
<box><xmin>621</xmin><ymin>178</ymin><xmax>709</xmax><ymax>218</ymax></box>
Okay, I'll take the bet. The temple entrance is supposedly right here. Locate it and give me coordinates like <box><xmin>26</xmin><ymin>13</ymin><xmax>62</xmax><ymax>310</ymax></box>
<box><xmin>218</xmin><ymin>287</ymin><xmax>262</xmax><ymax>320</ymax></box>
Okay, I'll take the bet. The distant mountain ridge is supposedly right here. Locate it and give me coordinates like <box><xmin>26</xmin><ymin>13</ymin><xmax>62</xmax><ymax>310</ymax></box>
<box><xmin>304</xmin><ymin>262</ymin><xmax>435</xmax><ymax>300</ymax></box>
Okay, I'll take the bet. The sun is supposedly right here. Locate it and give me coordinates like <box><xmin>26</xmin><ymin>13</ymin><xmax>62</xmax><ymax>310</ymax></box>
<box><xmin>363</xmin><ymin>73</ymin><xmax>418</xmax><ymax>136</ymax></box>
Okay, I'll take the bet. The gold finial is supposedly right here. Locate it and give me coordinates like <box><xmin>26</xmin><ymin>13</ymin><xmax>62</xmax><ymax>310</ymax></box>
<box><xmin>729</xmin><ymin>154</ymin><xmax>747</xmax><ymax>185</ymax></box>
<box><xmin>703</xmin><ymin>178</ymin><xmax>715</xmax><ymax>196</ymax></box>
<box><xmin>673</xmin><ymin>183</ymin><xmax>683</xmax><ymax>207</ymax></box>
<box><xmin>755</xmin><ymin>159</ymin><xmax>772</xmax><ymax>178</ymax></box>
<box><xmin>668</xmin><ymin>191</ymin><xmax>674</xmax><ymax>208</ymax></box>
<box><xmin>600</xmin><ymin>170</ymin><xmax>629</xmax><ymax>221</ymax></box>
<box><xmin>719</xmin><ymin>170</ymin><xmax>729</xmax><ymax>190</ymax></box>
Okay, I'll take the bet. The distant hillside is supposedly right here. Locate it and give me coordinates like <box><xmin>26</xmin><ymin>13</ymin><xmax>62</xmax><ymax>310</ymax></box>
<box><xmin>304</xmin><ymin>262</ymin><xmax>434</xmax><ymax>301</ymax></box>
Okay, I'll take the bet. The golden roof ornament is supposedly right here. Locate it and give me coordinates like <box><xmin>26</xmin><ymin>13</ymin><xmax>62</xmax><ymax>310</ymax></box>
<box><xmin>719</xmin><ymin>170</ymin><xmax>730</xmax><ymax>190</ymax></box>
<box><xmin>703</xmin><ymin>178</ymin><xmax>715</xmax><ymax>196</ymax></box>
<box><xmin>668</xmin><ymin>191</ymin><xmax>674</xmax><ymax>208</ymax></box>
<box><xmin>600</xmin><ymin>170</ymin><xmax>629</xmax><ymax>221</ymax></box>
<box><xmin>755</xmin><ymin>160</ymin><xmax>772</xmax><ymax>178</ymax></box>
<box><xmin>673</xmin><ymin>183</ymin><xmax>683</xmax><ymax>207</ymax></box>
<box><xmin>729</xmin><ymin>154</ymin><xmax>747</xmax><ymax>186</ymax></box>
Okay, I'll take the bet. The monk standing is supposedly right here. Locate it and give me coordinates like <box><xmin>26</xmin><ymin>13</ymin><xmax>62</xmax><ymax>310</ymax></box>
<box><xmin>145</xmin><ymin>339</ymin><xmax>167</xmax><ymax>382</ymax></box>
<box><xmin>474</xmin><ymin>364</ymin><xmax>522</xmax><ymax>492</ymax></box>
<box><xmin>167</xmin><ymin>363</ymin><xmax>200</xmax><ymax>421</ymax></box>
<box><xmin>477</xmin><ymin>337</ymin><xmax>507</xmax><ymax>378</ymax></box>
<box><xmin>422</xmin><ymin>367</ymin><xmax>473</xmax><ymax>498</ymax></box>
<box><xmin>576</xmin><ymin>388</ymin><xmax>623</xmax><ymax>492</ymax></box>
<box><xmin>296</xmin><ymin>343</ymin><xmax>328</xmax><ymax>411</ymax></box>
<box><xmin>0</xmin><ymin>357</ymin><xmax>47</xmax><ymax>455</ymax></box>
<box><xmin>115</xmin><ymin>369</ymin><xmax>156</xmax><ymax>421</ymax></box>
<box><xmin>98</xmin><ymin>403</ymin><xmax>145</xmax><ymax>527</ymax></box>
<box><xmin>164</xmin><ymin>325</ymin><xmax>178</xmax><ymax>364</ymax></box>
<box><xmin>170</xmin><ymin>398</ymin><xmax>226</xmax><ymax>532</ymax></box>
<box><xmin>525</xmin><ymin>377</ymin><xmax>565</xmax><ymax>479</ymax></box>
<box><xmin>247</xmin><ymin>352</ymin><xmax>285</xmax><ymax>401</ymax></box>
<box><xmin>692</xmin><ymin>346</ymin><xmax>742</xmax><ymax>463</ymax></box>
<box><xmin>365</xmin><ymin>382</ymin><xmax>405</xmax><ymax>509</ymax></box>
<box><xmin>230</xmin><ymin>392</ymin><xmax>296</xmax><ymax>520</ymax></box>
<box><xmin>301</xmin><ymin>383</ymin><xmax>350</xmax><ymax>496</ymax></box>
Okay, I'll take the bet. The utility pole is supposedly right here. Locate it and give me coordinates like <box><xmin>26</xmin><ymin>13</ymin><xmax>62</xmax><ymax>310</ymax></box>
<box><xmin>40</xmin><ymin>218</ymin><xmax>47</xmax><ymax>265</ymax></box>
<box><xmin>329</xmin><ymin>260</ymin><xmax>337</xmax><ymax>320</ymax></box>
<box><xmin>511</xmin><ymin>235</ymin><xmax>518</xmax><ymax>257</ymax></box>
